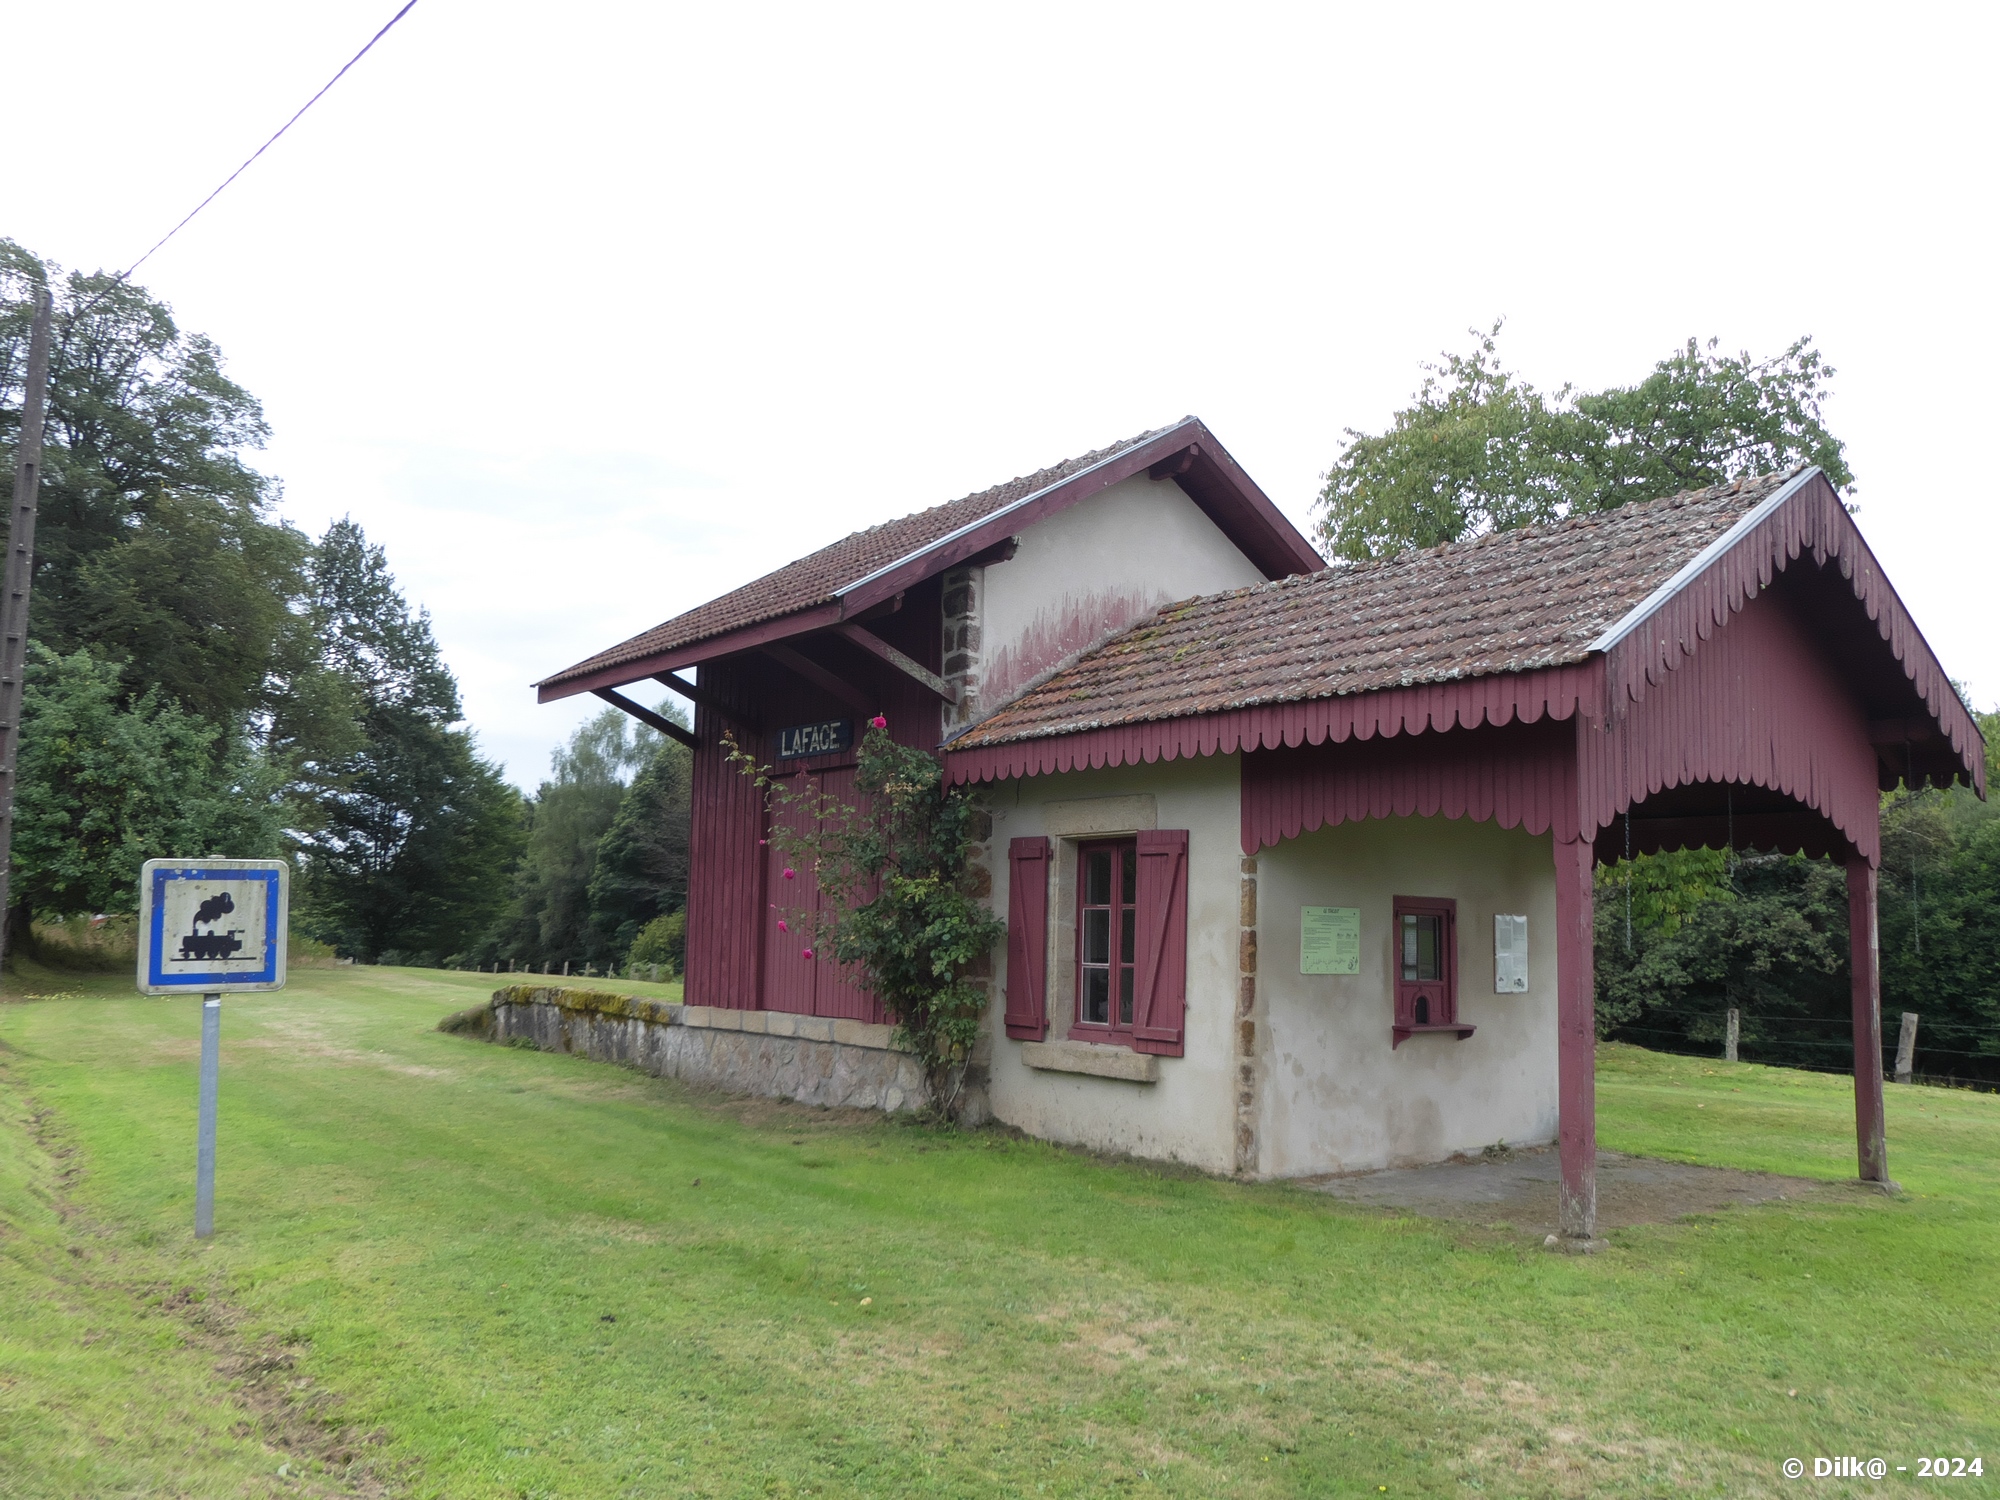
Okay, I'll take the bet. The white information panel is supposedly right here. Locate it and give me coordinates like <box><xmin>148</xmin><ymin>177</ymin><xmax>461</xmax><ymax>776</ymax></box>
<box><xmin>1494</xmin><ymin>913</ymin><xmax>1529</xmax><ymax>993</ymax></box>
<box><xmin>138</xmin><ymin>859</ymin><xmax>290</xmax><ymax>995</ymax></box>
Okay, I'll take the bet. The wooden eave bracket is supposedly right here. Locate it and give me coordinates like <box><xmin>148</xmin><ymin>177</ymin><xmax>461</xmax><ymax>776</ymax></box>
<box><xmin>961</xmin><ymin>537</ymin><xmax>1019</xmax><ymax>569</ymax></box>
<box><xmin>763</xmin><ymin>643</ymin><xmax>876</xmax><ymax>715</ymax></box>
<box><xmin>834</xmin><ymin>622</ymin><xmax>955</xmax><ymax>704</ymax></box>
<box><xmin>592</xmin><ymin>687</ymin><xmax>696</xmax><ymax>748</ymax></box>
<box><xmin>1147</xmin><ymin>444</ymin><xmax>1198</xmax><ymax>481</ymax></box>
<box><xmin>654</xmin><ymin>671</ymin><xmax>759</xmax><ymax>732</ymax></box>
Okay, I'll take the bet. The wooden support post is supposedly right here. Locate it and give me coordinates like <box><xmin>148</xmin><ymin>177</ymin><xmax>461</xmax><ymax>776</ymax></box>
<box><xmin>1846</xmin><ymin>858</ymin><xmax>1891</xmax><ymax>1185</ymax></box>
<box><xmin>1725</xmin><ymin>1008</ymin><xmax>1740</xmax><ymax>1063</ymax></box>
<box><xmin>1554</xmin><ymin>835</ymin><xmax>1598</xmax><ymax>1241</ymax></box>
<box><xmin>1895</xmin><ymin>1011</ymin><xmax>1918</xmax><ymax>1085</ymax></box>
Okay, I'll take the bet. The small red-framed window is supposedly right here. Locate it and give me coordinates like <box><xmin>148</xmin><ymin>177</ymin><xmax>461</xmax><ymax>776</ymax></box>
<box><xmin>1071</xmin><ymin>839</ymin><xmax>1138</xmax><ymax>1044</ymax></box>
<box><xmin>1391</xmin><ymin>895</ymin><xmax>1474</xmax><ymax>1048</ymax></box>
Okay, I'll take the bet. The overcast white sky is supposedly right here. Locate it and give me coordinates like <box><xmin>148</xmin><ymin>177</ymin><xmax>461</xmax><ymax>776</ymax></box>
<box><xmin>11</xmin><ymin>2</ymin><xmax>1997</xmax><ymax>787</ymax></box>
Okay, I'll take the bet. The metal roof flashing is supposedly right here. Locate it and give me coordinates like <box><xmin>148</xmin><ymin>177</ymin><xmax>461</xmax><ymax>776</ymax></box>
<box><xmin>1587</xmin><ymin>467</ymin><xmax>1819</xmax><ymax>655</ymax></box>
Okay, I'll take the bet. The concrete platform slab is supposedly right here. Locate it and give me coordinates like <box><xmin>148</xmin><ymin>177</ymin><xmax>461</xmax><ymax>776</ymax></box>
<box><xmin>1300</xmin><ymin>1145</ymin><xmax>1843</xmax><ymax>1240</ymax></box>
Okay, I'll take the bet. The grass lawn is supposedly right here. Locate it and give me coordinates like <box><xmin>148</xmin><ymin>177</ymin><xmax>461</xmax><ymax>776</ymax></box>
<box><xmin>2</xmin><ymin>963</ymin><xmax>1995</xmax><ymax>1499</ymax></box>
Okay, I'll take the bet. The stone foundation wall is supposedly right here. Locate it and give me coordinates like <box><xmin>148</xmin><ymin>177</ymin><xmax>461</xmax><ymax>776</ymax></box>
<box><xmin>442</xmin><ymin>986</ymin><xmax>941</xmax><ymax>1114</ymax></box>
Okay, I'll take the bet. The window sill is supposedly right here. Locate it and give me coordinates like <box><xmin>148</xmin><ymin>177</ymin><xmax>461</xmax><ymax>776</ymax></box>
<box><xmin>1392</xmin><ymin>1022</ymin><xmax>1476</xmax><ymax>1049</ymax></box>
<box><xmin>1020</xmin><ymin>1039</ymin><xmax>1160</xmax><ymax>1083</ymax></box>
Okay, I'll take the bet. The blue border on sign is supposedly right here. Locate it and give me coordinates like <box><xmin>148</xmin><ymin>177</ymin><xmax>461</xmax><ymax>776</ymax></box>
<box><xmin>146</xmin><ymin>866</ymin><xmax>282</xmax><ymax>989</ymax></box>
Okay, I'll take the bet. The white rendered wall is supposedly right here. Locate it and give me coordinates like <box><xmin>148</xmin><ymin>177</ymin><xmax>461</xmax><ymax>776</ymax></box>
<box><xmin>975</xmin><ymin>476</ymin><xmax>1267</xmax><ymax>714</ymax></box>
<box><xmin>980</xmin><ymin>755</ymin><xmax>1244</xmax><ymax>1174</ymax></box>
<box><xmin>1253</xmin><ymin>815</ymin><xmax>1560</xmax><ymax>1178</ymax></box>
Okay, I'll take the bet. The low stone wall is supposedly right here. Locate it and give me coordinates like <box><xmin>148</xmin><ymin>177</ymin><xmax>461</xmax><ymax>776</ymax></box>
<box><xmin>441</xmin><ymin>986</ymin><xmax>935</xmax><ymax>1114</ymax></box>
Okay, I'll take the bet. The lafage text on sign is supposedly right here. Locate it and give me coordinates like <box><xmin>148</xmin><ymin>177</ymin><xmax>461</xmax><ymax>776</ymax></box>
<box><xmin>776</xmin><ymin>719</ymin><xmax>853</xmax><ymax>759</ymax></box>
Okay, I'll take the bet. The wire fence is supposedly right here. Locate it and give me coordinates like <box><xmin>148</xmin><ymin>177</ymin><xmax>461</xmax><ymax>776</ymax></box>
<box><xmin>1607</xmin><ymin>1004</ymin><xmax>1999</xmax><ymax>1092</ymax></box>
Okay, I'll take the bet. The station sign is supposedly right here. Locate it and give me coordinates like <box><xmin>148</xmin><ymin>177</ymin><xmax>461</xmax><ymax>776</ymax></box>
<box><xmin>775</xmin><ymin>718</ymin><xmax>853</xmax><ymax>759</ymax></box>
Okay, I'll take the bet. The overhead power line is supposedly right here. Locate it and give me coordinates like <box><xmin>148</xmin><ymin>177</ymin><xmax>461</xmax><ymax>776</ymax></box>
<box><xmin>113</xmin><ymin>0</ymin><xmax>421</xmax><ymax>289</ymax></box>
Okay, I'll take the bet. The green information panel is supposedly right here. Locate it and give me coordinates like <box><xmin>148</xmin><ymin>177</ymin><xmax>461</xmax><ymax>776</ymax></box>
<box><xmin>1301</xmin><ymin>906</ymin><xmax>1361</xmax><ymax>975</ymax></box>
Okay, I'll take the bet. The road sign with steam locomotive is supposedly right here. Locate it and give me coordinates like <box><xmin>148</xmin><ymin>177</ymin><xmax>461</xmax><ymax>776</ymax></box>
<box><xmin>138</xmin><ymin>859</ymin><xmax>290</xmax><ymax>995</ymax></box>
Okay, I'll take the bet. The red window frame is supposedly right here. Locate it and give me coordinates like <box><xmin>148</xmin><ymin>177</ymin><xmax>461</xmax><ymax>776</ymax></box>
<box><xmin>1391</xmin><ymin>895</ymin><xmax>1474</xmax><ymax>1048</ymax></box>
<box><xmin>1070</xmin><ymin>838</ymin><xmax>1138</xmax><ymax>1046</ymax></box>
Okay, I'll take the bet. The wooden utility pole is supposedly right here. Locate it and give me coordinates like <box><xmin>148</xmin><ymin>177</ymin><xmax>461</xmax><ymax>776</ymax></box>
<box><xmin>0</xmin><ymin>288</ymin><xmax>53</xmax><ymax>972</ymax></box>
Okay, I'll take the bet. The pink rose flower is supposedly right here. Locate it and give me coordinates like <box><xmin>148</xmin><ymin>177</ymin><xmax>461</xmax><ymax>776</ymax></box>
<box><xmin>870</xmin><ymin>714</ymin><xmax>888</xmax><ymax>729</ymax></box>
<box><xmin>777</xmin><ymin>919</ymin><xmax>788</xmax><ymax>932</ymax></box>
<box><xmin>783</xmin><ymin>867</ymin><xmax>795</xmax><ymax>880</ymax></box>
<box><xmin>802</xmin><ymin>948</ymin><xmax>814</xmax><ymax>959</ymax></box>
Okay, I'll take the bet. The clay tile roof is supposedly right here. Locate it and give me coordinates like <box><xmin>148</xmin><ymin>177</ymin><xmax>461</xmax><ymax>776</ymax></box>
<box><xmin>538</xmin><ymin>424</ymin><xmax>1181</xmax><ymax>690</ymax></box>
<box><xmin>953</xmin><ymin>469</ymin><xmax>1806</xmax><ymax>749</ymax></box>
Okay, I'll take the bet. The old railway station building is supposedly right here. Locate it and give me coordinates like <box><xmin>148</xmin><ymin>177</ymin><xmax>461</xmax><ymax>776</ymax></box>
<box><xmin>538</xmin><ymin>418</ymin><xmax>1985</xmax><ymax>1239</ymax></box>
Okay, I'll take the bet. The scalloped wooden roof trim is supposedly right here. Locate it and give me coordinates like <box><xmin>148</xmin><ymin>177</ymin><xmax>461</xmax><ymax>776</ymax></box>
<box><xmin>942</xmin><ymin>663</ymin><xmax>1601</xmax><ymax>785</ymax></box>
<box><xmin>1598</xmin><ymin>468</ymin><xmax>1985</xmax><ymax>796</ymax></box>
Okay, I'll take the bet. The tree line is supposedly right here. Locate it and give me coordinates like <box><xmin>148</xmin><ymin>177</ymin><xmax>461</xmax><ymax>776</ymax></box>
<box><xmin>0</xmin><ymin>241</ymin><xmax>687</xmax><ymax>973</ymax></box>
<box><xmin>1317</xmin><ymin>323</ymin><xmax>1999</xmax><ymax>1085</ymax></box>
<box><xmin>5</xmin><ymin>242</ymin><xmax>1990</xmax><ymax>1077</ymax></box>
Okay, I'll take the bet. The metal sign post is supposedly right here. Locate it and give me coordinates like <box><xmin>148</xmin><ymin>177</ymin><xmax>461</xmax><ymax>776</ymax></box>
<box><xmin>137</xmin><ymin>859</ymin><xmax>290</xmax><ymax>1240</ymax></box>
<box><xmin>195</xmin><ymin>995</ymin><xmax>222</xmax><ymax>1237</ymax></box>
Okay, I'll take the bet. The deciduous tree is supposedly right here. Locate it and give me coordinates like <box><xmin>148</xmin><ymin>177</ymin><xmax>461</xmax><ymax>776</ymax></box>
<box><xmin>12</xmin><ymin>648</ymin><xmax>283</xmax><ymax>927</ymax></box>
<box><xmin>1315</xmin><ymin>323</ymin><xmax>1853</xmax><ymax>560</ymax></box>
<box><xmin>292</xmin><ymin>521</ymin><xmax>522</xmax><ymax>963</ymax></box>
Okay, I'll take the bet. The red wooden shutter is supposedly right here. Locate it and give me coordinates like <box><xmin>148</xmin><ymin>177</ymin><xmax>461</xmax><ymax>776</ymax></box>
<box><xmin>1004</xmin><ymin>836</ymin><xmax>1051</xmax><ymax>1040</ymax></box>
<box><xmin>1131</xmin><ymin>829</ymin><xmax>1189</xmax><ymax>1056</ymax></box>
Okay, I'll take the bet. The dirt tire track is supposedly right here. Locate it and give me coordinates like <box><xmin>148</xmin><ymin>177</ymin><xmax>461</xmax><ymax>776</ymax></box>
<box><xmin>4</xmin><ymin>1051</ymin><xmax>409</xmax><ymax>1499</ymax></box>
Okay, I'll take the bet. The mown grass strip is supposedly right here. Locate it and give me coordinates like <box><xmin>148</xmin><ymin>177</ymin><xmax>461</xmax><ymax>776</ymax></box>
<box><xmin>2</xmin><ymin>965</ymin><xmax>1994</xmax><ymax>1498</ymax></box>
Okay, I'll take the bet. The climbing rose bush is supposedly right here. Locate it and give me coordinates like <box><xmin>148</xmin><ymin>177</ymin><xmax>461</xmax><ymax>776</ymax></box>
<box><xmin>727</xmin><ymin>722</ymin><xmax>1002</xmax><ymax>1118</ymax></box>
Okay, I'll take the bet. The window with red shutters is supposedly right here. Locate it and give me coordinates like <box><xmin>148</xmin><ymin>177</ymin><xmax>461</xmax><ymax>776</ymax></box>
<box><xmin>1391</xmin><ymin>895</ymin><xmax>1474</xmax><ymax>1047</ymax></box>
<box><xmin>1131</xmin><ymin>829</ymin><xmax>1189</xmax><ymax>1056</ymax></box>
<box><xmin>1065</xmin><ymin>829</ymin><xmax>1188</xmax><ymax>1057</ymax></box>
<box><xmin>1069</xmin><ymin>839</ymin><xmax>1138</xmax><ymax>1044</ymax></box>
<box><xmin>1004</xmin><ymin>836</ymin><xmax>1051</xmax><ymax>1040</ymax></box>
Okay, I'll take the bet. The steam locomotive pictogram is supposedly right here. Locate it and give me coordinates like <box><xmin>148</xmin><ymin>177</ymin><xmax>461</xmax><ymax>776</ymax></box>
<box><xmin>178</xmin><ymin>891</ymin><xmax>244</xmax><ymax>961</ymax></box>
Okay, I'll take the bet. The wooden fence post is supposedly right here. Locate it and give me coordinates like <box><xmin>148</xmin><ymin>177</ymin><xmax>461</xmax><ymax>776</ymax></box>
<box><xmin>1725</xmin><ymin>1008</ymin><xmax>1740</xmax><ymax>1063</ymax></box>
<box><xmin>1895</xmin><ymin>1011</ymin><xmax>1918</xmax><ymax>1085</ymax></box>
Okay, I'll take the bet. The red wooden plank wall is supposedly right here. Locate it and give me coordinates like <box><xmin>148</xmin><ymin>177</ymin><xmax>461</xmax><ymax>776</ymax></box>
<box><xmin>685</xmin><ymin>687</ymin><xmax>765</xmax><ymax>1010</ymax></box>
<box><xmin>682</xmin><ymin>578</ymin><xmax>944</xmax><ymax>1020</ymax></box>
